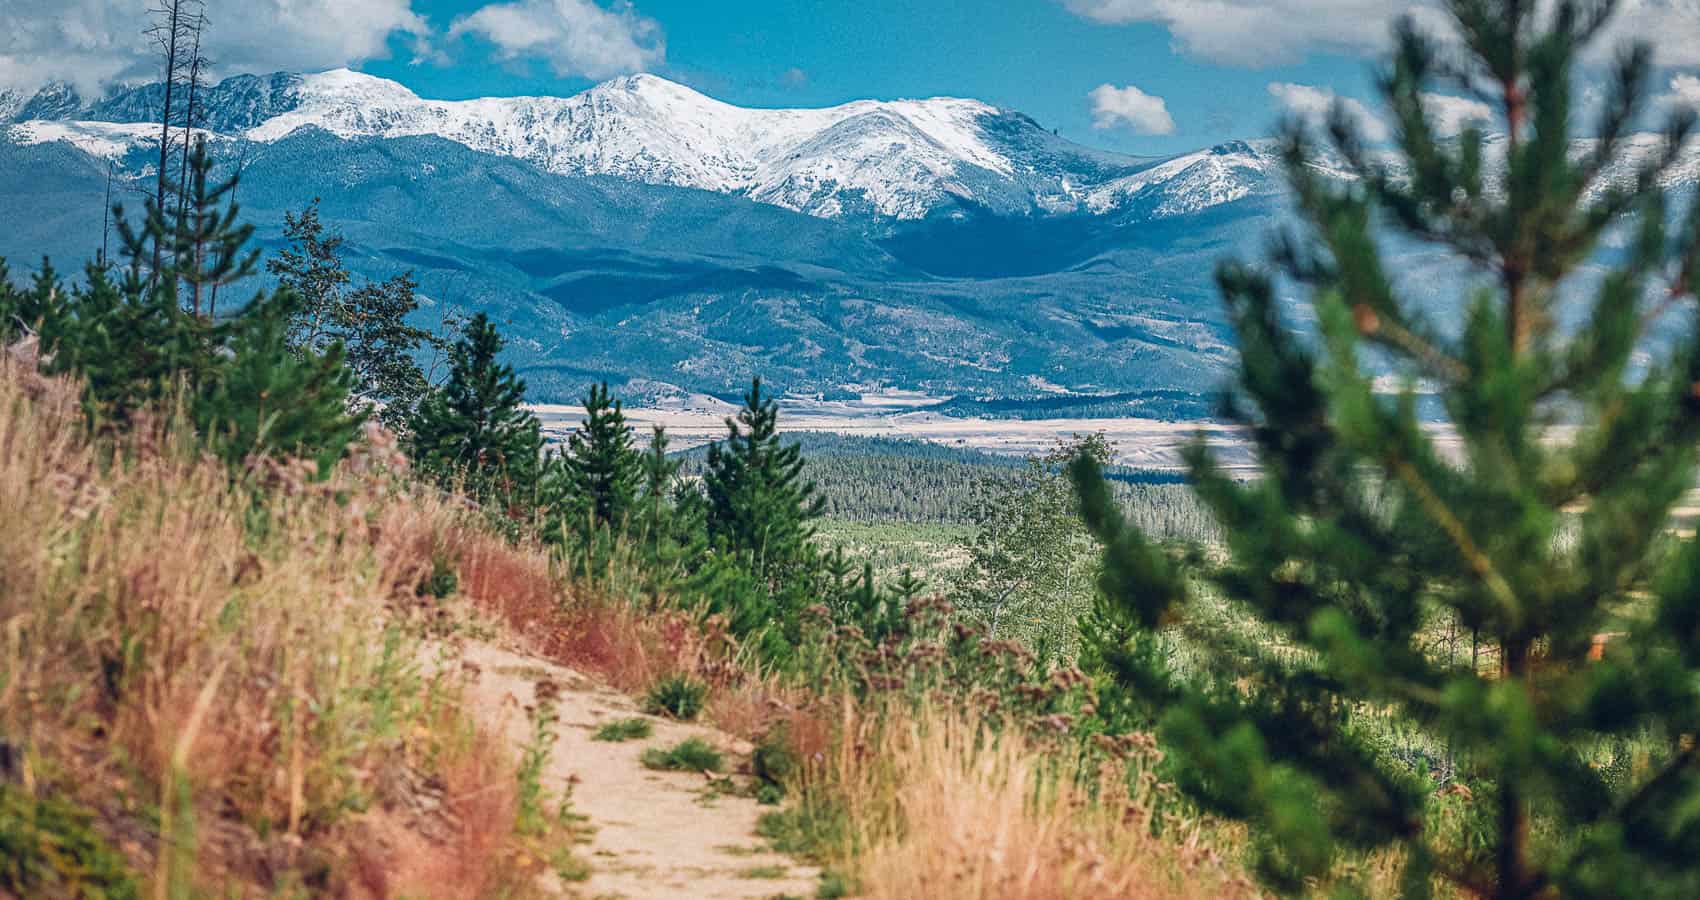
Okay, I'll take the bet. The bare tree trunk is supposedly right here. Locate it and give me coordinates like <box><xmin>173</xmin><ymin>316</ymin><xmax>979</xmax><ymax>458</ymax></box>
<box><xmin>147</xmin><ymin>0</ymin><xmax>186</xmax><ymax>286</ymax></box>
<box><xmin>100</xmin><ymin>160</ymin><xmax>114</xmax><ymax>268</ymax></box>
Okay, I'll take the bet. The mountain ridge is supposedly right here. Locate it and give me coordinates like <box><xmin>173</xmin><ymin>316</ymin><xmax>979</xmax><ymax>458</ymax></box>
<box><xmin>3</xmin><ymin>70</ymin><xmax>1693</xmax><ymax>408</ymax></box>
<box><xmin>1</xmin><ymin>68</ymin><xmax>1213</xmax><ymax>221</ymax></box>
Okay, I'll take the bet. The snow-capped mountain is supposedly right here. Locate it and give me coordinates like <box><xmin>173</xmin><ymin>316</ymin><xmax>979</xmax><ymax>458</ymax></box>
<box><xmin>5</xmin><ymin>70</ymin><xmax>1697</xmax><ymax>407</ymax></box>
<box><xmin>4</xmin><ymin>69</ymin><xmax>1166</xmax><ymax>220</ymax></box>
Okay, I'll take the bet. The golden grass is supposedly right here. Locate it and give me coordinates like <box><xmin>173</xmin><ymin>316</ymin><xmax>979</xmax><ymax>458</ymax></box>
<box><xmin>819</xmin><ymin>704</ymin><xmax>1258</xmax><ymax>900</ymax></box>
<box><xmin>0</xmin><ymin>356</ymin><xmax>1263</xmax><ymax>897</ymax></box>
<box><xmin>0</xmin><ymin>361</ymin><xmax>528</xmax><ymax>896</ymax></box>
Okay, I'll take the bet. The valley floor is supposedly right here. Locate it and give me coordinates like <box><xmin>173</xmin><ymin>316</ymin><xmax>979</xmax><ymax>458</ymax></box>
<box><xmin>534</xmin><ymin>398</ymin><xmax>1258</xmax><ymax>473</ymax></box>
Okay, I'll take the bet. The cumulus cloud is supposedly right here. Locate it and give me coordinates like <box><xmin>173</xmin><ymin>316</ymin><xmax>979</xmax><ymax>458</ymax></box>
<box><xmin>1665</xmin><ymin>73</ymin><xmax>1700</xmax><ymax>109</ymax></box>
<box><xmin>0</xmin><ymin>0</ymin><xmax>427</xmax><ymax>95</ymax></box>
<box><xmin>1265</xmin><ymin>82</ymin><xmax>1491</xmax><ymax>140</ymax></box>
<box><xmin>1605</xmin><ymin>1</ymin><xmax>1700</xmax><ymax>67</ymax></box>
<box><xmin>448</xmin><ymin>0</ymin><xmax>662</xmax><ymax>80</ymax></box>
<box><xmin>1267</xmin><ymin>82</ymin><xmax>1390</xmax><ymax>141</ymax></box>
<box><xmin>1064</xmin><ymin>0</ymin><xmax>1428</xmax><ymax>66</ymax></box>
<box><xmin>1089</xmin><ymin>83</ymin><xmax>1176</xmax><ymax>135</ymax></box>
<box><xmin>1421</xmin><ymin>92</ymin><xmax>1493</xmax><ymax>136</ymax></box>
<box><xmin>1065</xmin><ymin>0</ymin><xmax>1699</xmax><ymax>68</ymax></box>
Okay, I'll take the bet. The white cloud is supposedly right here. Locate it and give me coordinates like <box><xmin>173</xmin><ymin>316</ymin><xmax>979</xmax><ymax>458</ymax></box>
<box><xmin>1421</xmin><ymin>93</ymin><xmax>1494</xmax><ymax>136</ymax></box>
<box><xmin>448</xmin><ymin>0</ymin><xmax>662</xmax><ymax>80</ymax></box>
<box><xmin>1604</xmin><ymin>1</ymin><xmax>1700</xmax><ymax>67</ymax></box>
<box><xmin>1065</xmin><ymin>0</ymin><xmax>1700</xmax><ymax>68</ymax></box>
<box><xmin>1089</xmin><ymin>83</ymin><xmax>1176</xmax><ymax>135</ymax></box>
<box><xmin>1664</xmin><ymin>73</ymin><xmax>1700</xmax><ymax>109</ymax></box>
<box><xmin>1267</xmin><ymin>82</ymin><xmax>1389</xmax><ymax>141</ymax></box>
<box><xmin>1064</xmin><ymin>0</ymin><xmax>1430</xmax><ymax>67</ymax></box>
<box><xmin>0</xmin><ymin>0</ymin><xmax>427</xmax><ymax>96</ymax></box>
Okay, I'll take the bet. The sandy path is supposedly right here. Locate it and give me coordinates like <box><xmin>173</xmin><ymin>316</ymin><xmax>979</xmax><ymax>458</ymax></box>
<box><xmin>454</xmin><ymin>640</ymin><xmax>820</xmax><ymax>899</ymax></box>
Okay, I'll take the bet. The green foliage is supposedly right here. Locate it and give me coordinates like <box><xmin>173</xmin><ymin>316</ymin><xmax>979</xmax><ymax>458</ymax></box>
<box><xmin>951</xmin><ymin>434</ymin><xmax>1109</xmax><ymax>657</ymax></box>
<box><xmin>2</xmin><ymin>146</ymin><xmax>363</xmax><ymax>476</ymax></box>
<box><xmin>1074</xmin><ymin>2</ymin><xmax>1700</xmax><ymax>895</ymax></box>
<box><xmin>704</xmin><ymin>378</ymin><xmax>826</xmax><ymax>582</ymax></box>
<box><xmin>515</xmin><ymin>698</ymin><xmax>560</xmax><ymax>838</ymax></box>
<box><xmin>0</xmin><ymin>258</ymin><xmax>72</xmax><ymax>345</ymax></box>
<box><xmin>696</xmin><ymin>379</ymin><xmax>827</xmax><ymax>650</ymax></box>
<box><xmin>192</xmin><ymin>289</ymin><xmax>364</xmax><ymax>473</ymax></box>
<box><xmin>591</xmin><ymin>717</ymin><xmax>654</xmax><ymax>742</ymax></box>
<box><xmin>641</xmin><ymin>737</ymin><xmax>724</xmax><ymax>773</ymax></box>
<box><xmin>0</xmin><ymin>783</ymin><xmax>139</xmax><ymax>900</ymax></box>
<box><xmin>753</xmin><ymin>727</ymin><xmax>800</xmax><ymax>799</ymax></box>
<box><xmin>407</xmin><ymin>313</ymin><xmax>542</xmax><ymax>507</ymax></box>
<box><xmin>165</xmin><ymin>138</ymin><xmax>260</xmax><ymax>319</ymax></box>
<box><xmin>416</xmin><ymin>546</ymin><xmax>459</xmax><ymax>600</ymax></box>
<box><xmin>541</xmin><ymin>381</ymin><xmax>642</xmax><ymax>544</ymax></box>
<box><xmin>756</xmin><ymin>798</ymin><xmax>851</xmax><ymax>863</ymax></box>
<box><xmin>644</xmin><ymin>674</ymin><xmax>708</xmax><ymax>721</ymax></box>
<box><xmin>268</xmin><ymin>200</ymin><xmax>441</xmax><ymax>430</ymax></box>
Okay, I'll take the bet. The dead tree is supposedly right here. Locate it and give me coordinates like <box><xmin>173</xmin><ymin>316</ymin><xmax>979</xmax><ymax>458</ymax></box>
<box><xmin>143</xmin><ymin>0</ymin><xmax>205</xmax><ymax>285</ymax></box>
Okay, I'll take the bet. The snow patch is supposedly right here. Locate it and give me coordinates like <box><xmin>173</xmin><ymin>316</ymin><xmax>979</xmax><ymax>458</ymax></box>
<box><xmin>6</xmin><ymin>120</ymin><xmax>163</xmax><ymax>159</ymax></box>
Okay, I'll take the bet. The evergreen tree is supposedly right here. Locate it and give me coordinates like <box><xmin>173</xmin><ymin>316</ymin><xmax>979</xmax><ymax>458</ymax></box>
<box><xmin>408</xmin><ymin>313</ymin><xmax>541</xmax><ymax>506</ymax></box>
<box><xmin>639</xmin><ymin>426</ymin><xmax>682</xmax><ymax>530</ymax></box>
<box><xmin>550</xmin><ymin>381</ymin><xmax>641</xmax><ymax>531</ymax></box>
<box><xmin>167</xmin><ymin>137</ymin><xmax>258</xmax><ymax>318</ymax></box>
<box><xmin>1073</xmin><ymin>2</ymin><xmax>1700</xmax><ymax>896</ymax></box>
<box><xmin>268</xmin><ymin>200</ymin><xmax>437</xmax><ymax>430</ymax></box>
<box><xmin>0</xmin><ymin>259</ymin><xmax>70</xmax><ymax>345</ymax></box>
<box><xmin>702</xmin><ymin>378</ymin><xmax>825</xmax><ymax>586</ymax></box>
<box><xmin>193</xmin><ymin>289</ymin><xmax>363</xmax><ymax>473</ymax></box>
<box><xmin>53</xmin><ymin>240</ymin><xmax>218</xmax><ymax>425</ymax></box>
<box><xmin>631</xmin><ymin>425</ymin><xmax>702</xmax><ymax>587</ymax></box>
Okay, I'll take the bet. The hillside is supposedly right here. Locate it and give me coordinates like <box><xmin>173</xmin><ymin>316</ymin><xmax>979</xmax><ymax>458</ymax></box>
<box><xmin>0</xmin><ymin>70</ymin><xmax>1308</xmax><ymax>405</ymax></box>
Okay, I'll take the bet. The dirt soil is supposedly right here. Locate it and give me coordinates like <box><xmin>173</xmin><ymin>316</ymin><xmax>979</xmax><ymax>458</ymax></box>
<box><xmin>452</xmin><ymin>640</ymin><xmax>820</xmax><ymax>899</ymax></box>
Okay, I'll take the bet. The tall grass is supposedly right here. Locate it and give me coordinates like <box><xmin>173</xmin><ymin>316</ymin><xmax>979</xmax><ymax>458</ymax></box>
<box><xmin>782</xmin><ymin>703</ymin><xmax>1256</xmax><ymax>900</ymax></box>
<box><xmin>0</xmin><ymin>361</ymin><xmax>527</xmax><ymax>896</ymax></box>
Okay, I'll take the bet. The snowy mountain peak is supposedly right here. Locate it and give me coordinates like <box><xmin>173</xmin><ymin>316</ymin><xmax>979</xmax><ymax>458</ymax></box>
<box><xmin>0</xmin><ymin>69</ymin><xmax>1294</xmax><ymax>221</ymax></box>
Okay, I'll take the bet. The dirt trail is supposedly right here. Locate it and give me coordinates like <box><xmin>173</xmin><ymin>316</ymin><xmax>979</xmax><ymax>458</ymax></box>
<box><xmin>453</xmin><ymin>640</ymin><xmax>820</xmax><ymax>900</ymax></box>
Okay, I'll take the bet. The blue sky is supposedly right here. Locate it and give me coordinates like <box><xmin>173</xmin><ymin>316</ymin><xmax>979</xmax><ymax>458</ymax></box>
<box><xmin>4</xmin><ymin>2</ymin><xmax>1699</xmax><ymax>157</ymax></box>
<box><xmin>366</xmin><ymin>0</ymin><xmax>1378</xmax><ymax>156</ymax></box>
<box><xmin>368</xmin><ymin>0</ymin><xmax>1380</xmax><ymax>154</ymax></box>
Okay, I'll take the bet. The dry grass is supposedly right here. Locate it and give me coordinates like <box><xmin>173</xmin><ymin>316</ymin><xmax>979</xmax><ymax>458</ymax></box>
<box><xmin>0</xmin><ymin>357</ymin><xmax>1265</xmax><ymax>897</ymax></box>
<box><xmin>0</xmin><ymin>361</ymin><xmax>529</xmax><ymax>896</ymax></box>
<box><xmin>822</xmin><ymin>705</ymin><xmax>1258</xmax><ymax>900</ymax></box>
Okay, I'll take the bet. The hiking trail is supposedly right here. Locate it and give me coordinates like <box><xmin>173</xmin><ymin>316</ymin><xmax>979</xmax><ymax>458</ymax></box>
<box><xmin>452</xmin><ymin>640</ymin><xmax>820</xmax><ymax>899</ymax></box>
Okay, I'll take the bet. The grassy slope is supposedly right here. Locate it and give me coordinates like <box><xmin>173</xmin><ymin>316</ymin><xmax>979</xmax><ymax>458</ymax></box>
<box><xmin>0</xmin><ymin>364</ymin><xmax>548</xmax><ymax>897</ymax></box>
<box><xmin>0</xmin><ymin>361</ymin><xmax>1256</xmax><ymax>899</ymax></box>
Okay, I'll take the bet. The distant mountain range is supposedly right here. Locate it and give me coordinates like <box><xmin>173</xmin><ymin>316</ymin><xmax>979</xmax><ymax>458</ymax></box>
<box><xmin>2</xmin><ymin>70</ymin><xmax>1692</xmax><ymax>409</ymax></box>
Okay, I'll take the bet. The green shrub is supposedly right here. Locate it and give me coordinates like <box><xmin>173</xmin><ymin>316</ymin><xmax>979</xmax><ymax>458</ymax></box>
<box><xmin>591</xmin><ymin>717</ymin><xmax>654</xmax><ymax>742</ymax></box>
<box><xmin>752</xmin><ymin>727</ymin><xmax>799</xmax><ymax>799</ymax></box>
<box><xmin>640</xmin><ymin>738</ymin><xmax>723</xmax><ymax>773</ymax></box>
<box><xmin>0</xmin><ymin>784</ymin><xmax>139</xmax><ymax>899</ymax></box>
<box><xmin>643</xmin><ymin>675</ymin><xmax>707</xmax><ymax>721</ymax></box>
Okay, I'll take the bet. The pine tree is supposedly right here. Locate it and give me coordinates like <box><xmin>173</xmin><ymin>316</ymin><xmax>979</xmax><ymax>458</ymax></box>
<box><xmin>408</xmin><ymin>313</ymin><xmax>542</xmax><ymax>506</ymax></box>
<box><xmin>55</xmin><ymin>225</ymin><xmax>218</xmax><ymax>424</ymax></box>
<box><xmin>551</xmin><ymin>381</ymin><xmax>641</xmax><ymax>531</ymax></box>
<box><xmin>168</xmin><ymin>137</ymin><xmax>259</xmax><ymax>318</ymax></box>
<box><xmin>702</xmin><ymin>378</ymin><xmax>825</xmax><ymax>586</ymax></box>
<box><xmin>1073</xmin><ymin>2</ymin><xmax>1700</xmax><ymax>896</ymax></box>
<box><xmin>193</xmin><ymin>289</ymin><xmax>363</xmax><ymax>473</ymax></box>
<box><xmin>268</xmin><ymin>200</ymin><xmax>437</xmax><ymax>430</ymax></box>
